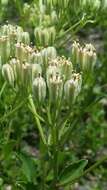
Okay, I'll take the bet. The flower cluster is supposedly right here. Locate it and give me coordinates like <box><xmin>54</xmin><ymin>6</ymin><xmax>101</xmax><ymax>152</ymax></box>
<box><xmin>45</xmin><ymin>0</ymin><xmax>70</xmax><ymax>9</ymax></box>
<box><xmin>0</xmin><ymin>24</ymin><xmax>30</xmax><ymax>64</ymax></box>
<box><xmin>72</xmin><ymin>41</ymin><xmax>97</xmax><ymax>73</ymax></box>
<box><xmin>1</xmin><ymin>25</ymin><xmax>97</xmax><ymax>106</ymax></box>
<box><xmin>34</xmin><ymin>26</ymin><xmax>56</xmax><ymax>46</ymax></box>
<box><xmin>81</xmin><ymin>0</ymin><xmax>101</xmax><ymax>10</ymax></box>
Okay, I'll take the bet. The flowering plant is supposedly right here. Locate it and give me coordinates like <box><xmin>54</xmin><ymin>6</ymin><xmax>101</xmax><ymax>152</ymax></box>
<box><xmin>0</xmin><ymin>24</ymin><xmax>106</xmax><ymax>190</ymax></box>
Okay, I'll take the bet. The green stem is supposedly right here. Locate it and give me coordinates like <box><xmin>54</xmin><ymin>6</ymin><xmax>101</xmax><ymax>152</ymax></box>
<box><xmin>52</xmin><ymin>129</ymin><xmax>58</xmax><ymax>189</ymax></box>
<box><xmin>56</xmin><ymin>15</ymin><xmax>85</xmax><ymax>40</ymax></box>
<box><xmin>50</xmin><ymin>105</ymin><xmax>59</xmax><ymax>189</ymax></box>
<box><xmin>14</xmin><ymin>0</ymin><xmax>22</xmax><ymax>17</ymax></box>
<box><xmin>0</xmin><ymin>98</ymin><xmax>27</xmax><ymax>123</ymax></box>
<box><xmin>6</xmin><ymin>120</ymin><xmax>13</xmax><ymax>143</ymax></box>
<box><xmin>56</xmin><ymin>17</ymin><xmax>95</xmax><ymax>48</ymax></box>
<box><xmin>40</xmin><ymin>140</ymin><xmax>46</xmax><ymax>190</ymax></box>
<box><xmin>83</xmin><ymin>155</ymin><xmax>107</xmax><ymax>175</ymax></box>
<box><xmin>28</xmin><ymin>94</ymin><xmax>46</xmax><ymax>145</ymax></box>
<box><xmin>0</xmin><ymin>82</ymin><xmax>6</xmax><ymax>98</ymax></box>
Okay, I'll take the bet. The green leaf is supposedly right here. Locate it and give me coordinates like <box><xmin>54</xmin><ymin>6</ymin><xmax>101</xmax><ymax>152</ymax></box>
<box><xmin>3</xmin><ymin>140</ymin><xmax>15</xmax><ymax>160</ymax></box>
<box><xmin>19</xmin><ymin>152</ymin><xmax>36</xmax><ymax>183</ymax></box>
<box><xmin>59</xmin><ymin>159</ymin><xmax>88</xmax><ymax>186</ymax></box>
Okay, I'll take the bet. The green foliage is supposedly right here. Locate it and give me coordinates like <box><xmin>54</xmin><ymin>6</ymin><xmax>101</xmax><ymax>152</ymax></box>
<box><xmin>0</xmin><ymin>0</ymin><xmax>107</xmax><ymax>190</ymax></box>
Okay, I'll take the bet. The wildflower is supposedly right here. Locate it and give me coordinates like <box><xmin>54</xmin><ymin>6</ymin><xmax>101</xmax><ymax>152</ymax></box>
<box><xmin>48</xmin><ymin>74</ymin><xmax>63</xmax><ymax>103</ymax></box>
<box><xmin>19</xmin><ymin>32</ymin><xmax>30</xmax><ymax>45</ymax></box>
<box><xmin>32</xmin><ymin>64</ymin><xmax>42</xmax><ymax>80</ymax></box>
<box><xmin>33</xmin><ymin>75</ymin><xmax>46</xmax><ymax>102</ymax></box>
<box><xmin>64</xmin><ymin>73</ymin><xmax>82</xmax><ymax>104</ymax></box>
<box><xmin>2</xmin><ymin>64</ymin><xmax>14</xmax><ymax>86</ymax></box>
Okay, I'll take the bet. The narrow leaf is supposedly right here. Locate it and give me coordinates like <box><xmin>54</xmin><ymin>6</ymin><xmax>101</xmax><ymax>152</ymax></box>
<box><xmin>59</xmin><ymin>159</ymin><xmax>88</xmax><ymax>186</ymax></box>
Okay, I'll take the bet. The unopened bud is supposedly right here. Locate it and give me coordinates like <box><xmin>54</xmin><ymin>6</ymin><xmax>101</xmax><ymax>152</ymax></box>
<box><xmin>33</xmin><ymin>76</ymin><xmax>46</xmax><ymax>102</ymax></box>
<box><xmin>41</xmin><ymin>46</ymin><xmax>57</xmax><ymax>68</ymax></box>
<box><xmin>21</xmin><ymin>63</ymin><xmax>32</xmax><ymax>89</ymax></box>
<box><xmin>71</xmin><ymin>41</ymin><xmax>80</xmax><ymax>65</ymax></box>
<box><xmin>18</xmin><ymin>32</ymin><xmax>30</xmax><ymax>45</ymax></box>
<box><xmin>30</xmin><ymin>52</ymin><xmax>43</xmax><ymax>64</ymax></box>
<box><xmin>46</xmin><ymin>65</ymin><xmax>60</xmax><ymax>85</ymax></box>
<box><xmin>32</xmin><ymin>64</ymin><xmax>42</xmax><ymax>80</ymax></box>
<box><xmin>0</xmin><ymin>36</ymin><xmax>10</xmax><ymax>64</ymax></box>
<box><xmin>79</xmin><ymin>44</ymin><xmax>97</xmax><ymax>73</ymax></box>
<box><xmin>81</xmin><ymin>49</ymin><xmax>97</xmax><ymax>73</ymax></box>
<box><xmin>15</xmin><ymin>43</ymin><xmax>23</xmax><ymax>62</ymax></box>
<box><xmin>2</xmin><ymin>64</ymin><xmax>14</xmax><ymax>86</ymax></box>
<box><xmin>15</xmin><ymin>43</ymin><xmax>33</xmax><ymax>63</ymax></box>
<box><xmin>48</xmin><ymin>74</ymin><xmax>63</xmax><ymax>103</ymax></box>
<box><xmin>57</xmin><ymin>57</ymin><xmax>73</xmax><ymax>80</ymax></box>
<box><xmin>34</xmin><ymin>26</ymin><xmax>56</xmax><ymax>46</ymax></box>
<box><xmin>34</xmin><ymin>27</ymin><xmax>44</xmax><ymax>46</ymax></box>
<box><xmin>9</xmin><ymin>58</ymin><xmax>18</xmax><ymax>80</ymax></box>
<box><xmin>64</xmin><ymin>73</ymin><xmax>82</xmax><ymax>104</ymax></box>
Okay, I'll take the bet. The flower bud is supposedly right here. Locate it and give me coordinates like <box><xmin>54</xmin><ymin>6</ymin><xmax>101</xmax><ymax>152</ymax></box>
<box><xmin>34</xmin><ymin>26</ymin><xmax>56</xmax><ymax>46</ymax></box>
<box><xmin>32</xmin><ymin>64</ymin><xmax>42</xmax><ymax>80</ymax></box>
<box><xmin>41</xmin><ymin>46</ymin><xmax>57</xmax><ymax>69</ymax></box>
<box><xmin>21</xmin><ymin>63</ymin><xmax>32</xmax><ymax>88</ymax></box>
<box><xmin>57</xmin><ymin>56</ymin><xmax>73</xmax><ymax>80</ymax></box>
<box><xmin>81</xmin><ymin>49</ymin><xmax>97</xmax><ymax>73</ymax></box>
<box><xmin>71</xmin><ymin>41</ymin><xmax>80</xmax><ymax>65</ymax></box>
<box><xmin>34</xmin><ymin>27</ymin><xmax>46</xmax><ymax>46</ymax></box>
<box><xmin>9</xmin><ymin>58</ymin><xmax>22</xmax><ymax>86</ymax></box>
<box><xmin>15</xmin><ymin>43</ymin><xmax>23</xmax><ymax>62</ymax></box>
<box><xmin>23</xmin><ymin>45</ymin><xmax>33</xmax><ymax>62</ymax></box>
<box><xmin>64</xmin><ymin>73</ymin><xmax>82</xmax><ymax>104</ymax></box>
<box><xmin>30</xmin><ymin>52</ymin><xmax>43</xmax><ymax>64</ymax></box>
<box><xmin>80</xmin><ymin>44</ymin><xmax>97</xmax><ymax>73</ymax></box>
<box><xmin>16</xmin><ymin>26</ymin><xmax>24</xmax><ymax>40</ymax></box>
<box><xmin>46</xmin><ymin>46</ymin><xmax>57</xmax><ymax>59</ymax></box>
<box><xmin>1</xmin><ymin>24</ymin><xmax>23</xmax><ymax>43</ymax></box>
<box><xmin>0</xmin><ymin>36</ymin><xmax>10</xmax><ymax>64</ymax></box>
<box><xmin>48</xmin><ymin>74</ymin><xmax>63</xmax><ymax>103</ymax></box>
<box><xmin>14</xmin><ymin>59</ymin><xmax>23</xmax><ymax>85</ymax></box>
<box><xmin>15</xmin><ymin>43</ymin><xmax>33</xmax><ymax>63</ymax></box>
<box><xmin>9</xmin><ymin>58</ymin><xmax>18</xmax><ymax>80</ymax></box>
<box><xmin>2</xmin><ymin>64</ymin><xmax>14</xmax><ymax>86</ymax></box>
<box><xmin>0</xmin><ymin>25</ymin><xmax>24</xmax><ymax>57</ymax></box>
<box><xmin>33</xmin><ymin>76</ymin><xmax>46</xmax><ymax>102</ymax></box>
<box><xmin>46</xmin><ymin>65</ymin><xmax>60</xmax><ymax>85</ymax></box>
<box><xmin>18</xmin><ymin>32</ymin><xmax>30</xmax><ymax>45</ymax></box>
